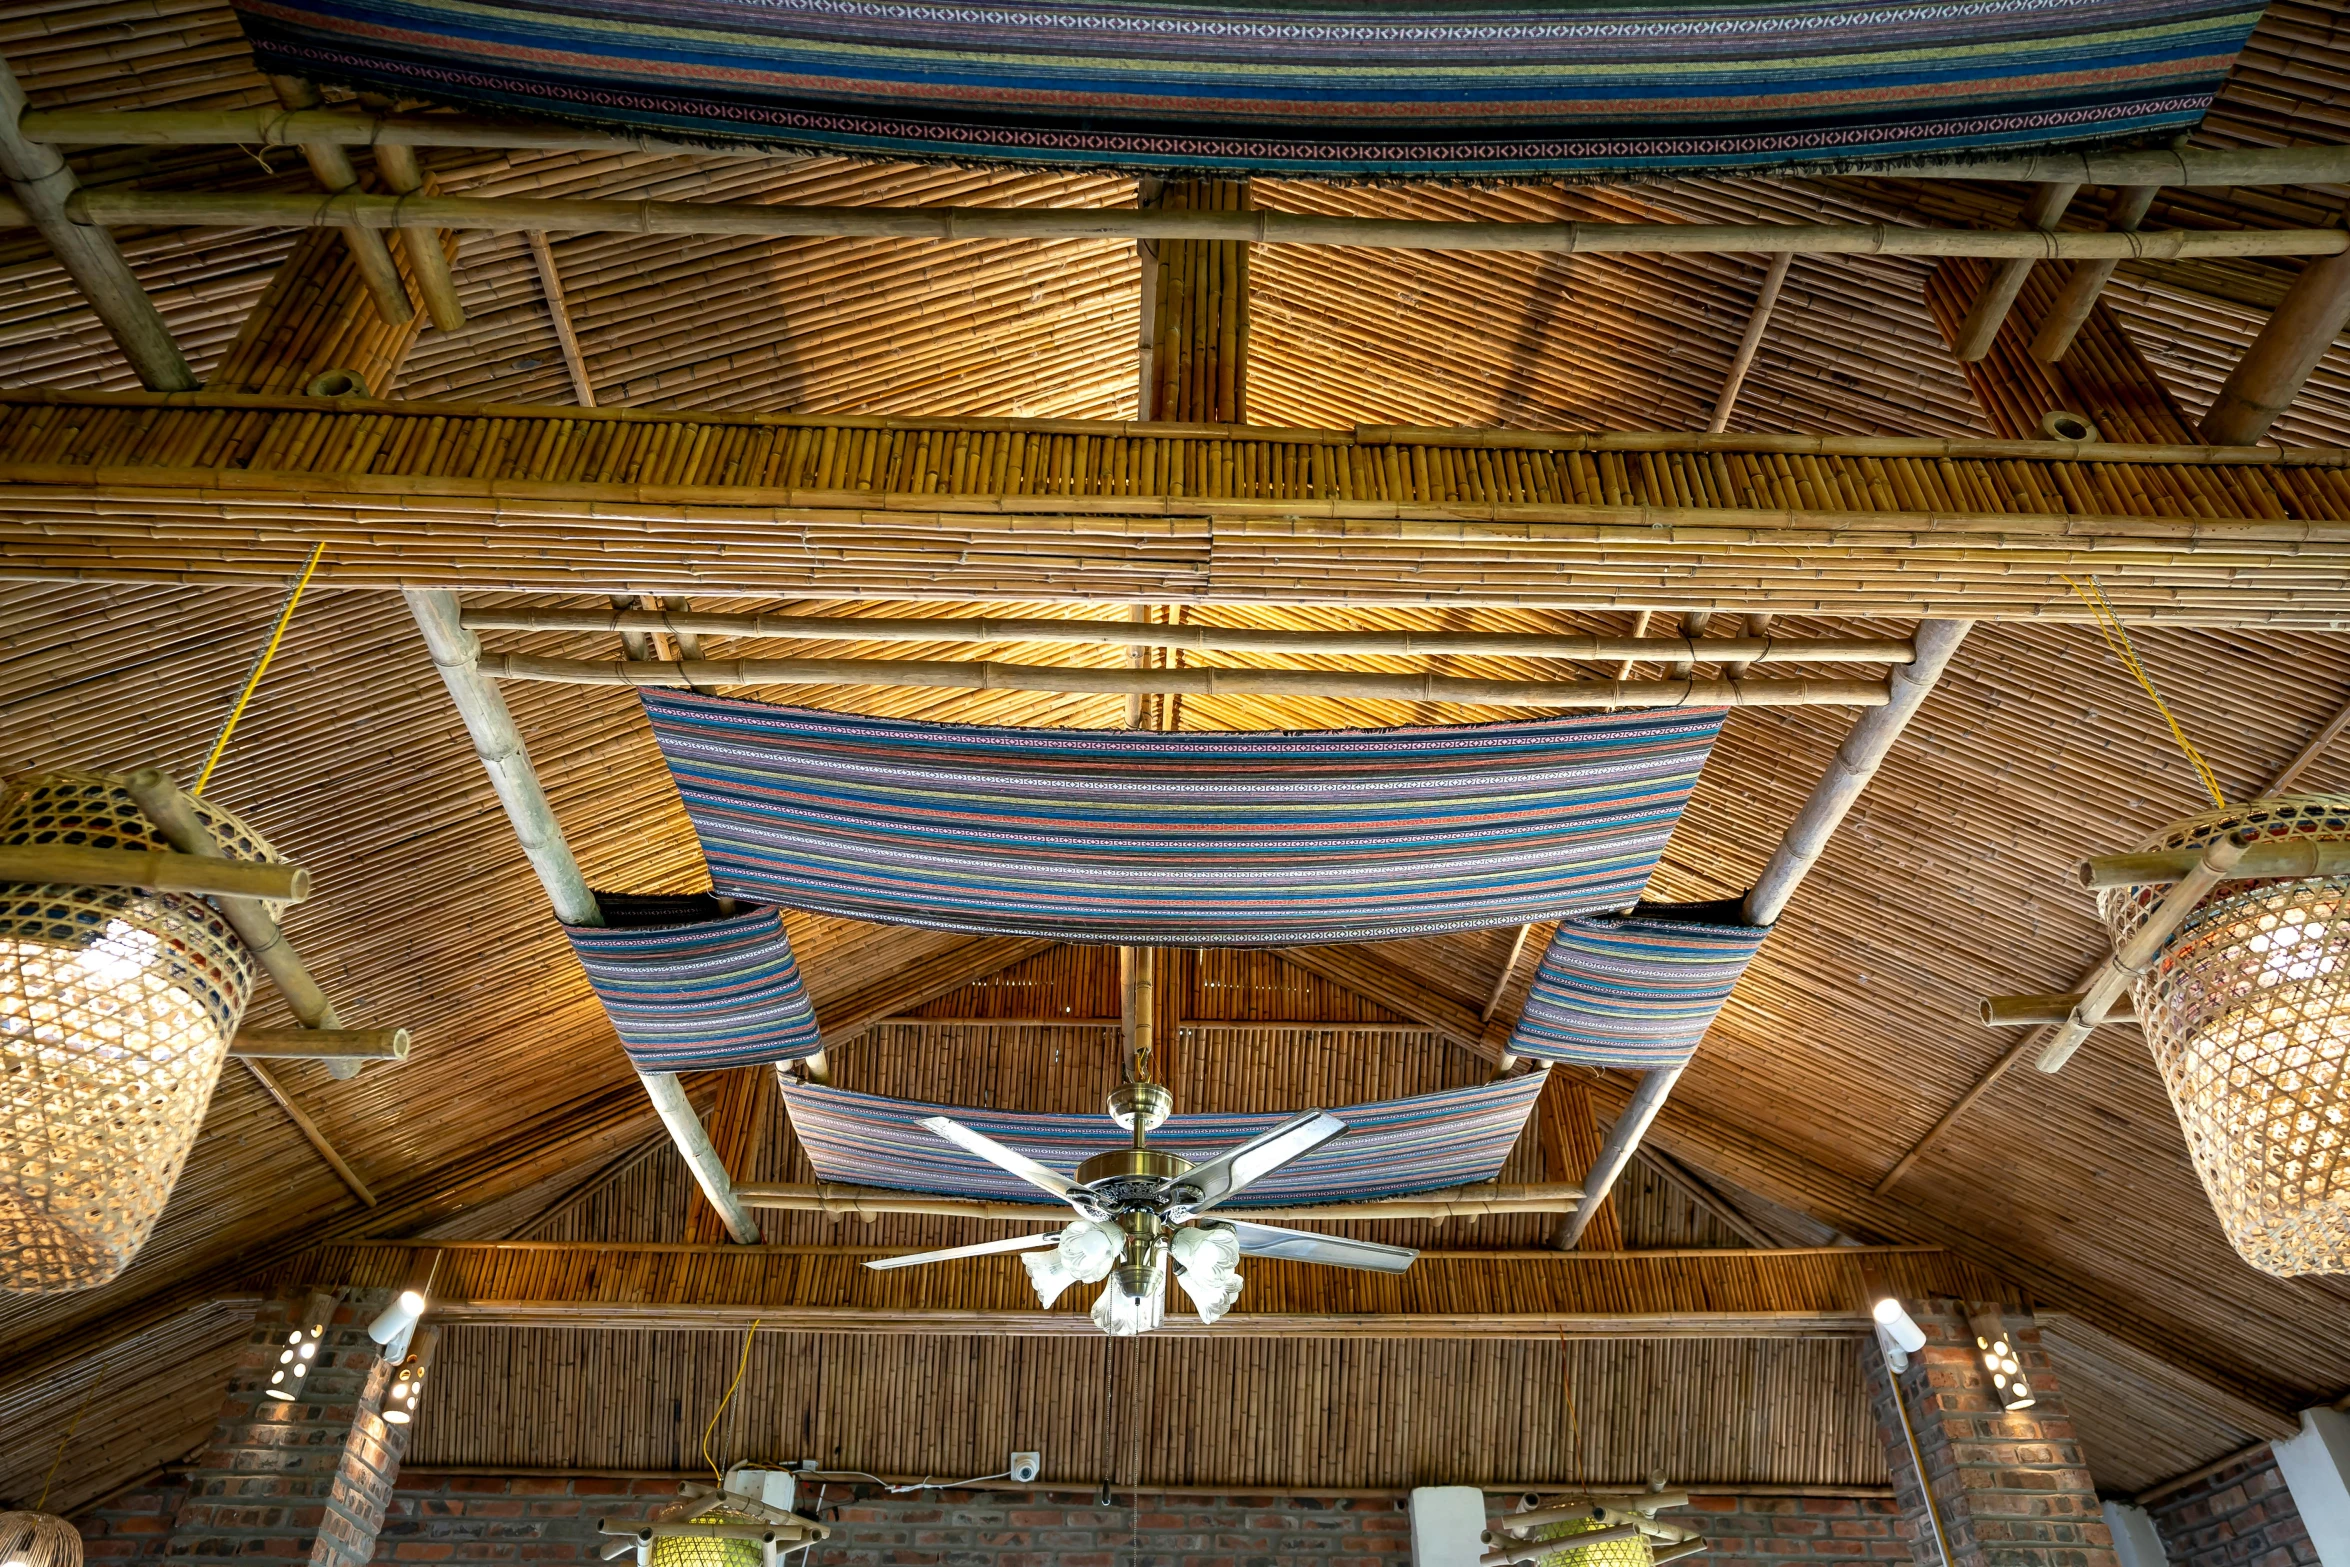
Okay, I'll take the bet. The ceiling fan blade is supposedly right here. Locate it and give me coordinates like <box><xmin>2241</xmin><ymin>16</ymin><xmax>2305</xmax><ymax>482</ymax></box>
<box><xmin>1224</xmin><ymin>1220</ymin><xmax>1419</xmax><ymax>1274</ymax></box>
<box><xmin>863</xmin><ymin>1232</ymin><xmax>1066</xmax><ymax>1272</ymax></box>
<box><xmin>1177</xmin><ymin>1110</ymin><xmax>1348</xmax><ymax>1214</ymax></box>
<box><xmin>919</xmin><ymin>1114</ymin><xmax>1086</xmax><ymax>1207</ymax></box>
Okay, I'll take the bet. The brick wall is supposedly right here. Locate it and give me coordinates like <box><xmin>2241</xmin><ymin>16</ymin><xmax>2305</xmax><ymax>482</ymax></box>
<box><xmin>77</xmin><ymin>1473</ymin><xmax>1899</xmax><ymax>1567</ymax></box>
<box><xmin>1866</xmin><ymin>1305</ymin><xmax>2114</xmax><ymax>1567</ymax></box>
<box><xmin>2147</xmin><ymin>1451</ymin><xmax>2315</xmax><ymax>1567</ymax></box>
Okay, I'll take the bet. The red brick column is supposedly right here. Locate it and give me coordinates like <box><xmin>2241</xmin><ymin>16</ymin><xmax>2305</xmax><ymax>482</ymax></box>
<box><xmin>1867</xmin><ymin>1302</ymin><xmax>2118</xmax><ymax>1567</ymax></box>
<box><xmin>2146</xmin><ymin>1450</ymin><xmax>2318</xmax><ymax>1567</ymax></box>
<box><xmin>165</xmin><ymin>1289</ymin><xmax>418</xmax><ymax>1567</ymax></box>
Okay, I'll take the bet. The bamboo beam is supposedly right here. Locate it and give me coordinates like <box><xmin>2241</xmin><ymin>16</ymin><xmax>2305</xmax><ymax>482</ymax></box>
<box><xmin>51</xmin><ymin>188</ymin><xmax>2350</xmax><ymax>261</ymax></box>
<box><xmin>1276</xmin><ymin>945</ymin><xmax>1511</xmax><ymax>1061</ymax></box>
<box><xmin>1480</xmin><ymin>925</ymin><xmax>1535</xmax><ymax>1023</ymax></box>
<box><xmin>230</xmin><ymin>1026</ymin><xmax>412</xmax><ymax>1060</ymax></box>
<box><xmin>372</xmin><ymin>143</ymin><xmax>465</xmax><ymax>333</ymax></box>
<box><xmin>238</xmin><ymin>1057</ymin><xmax>376</xmax><ymax>1206</ymax></box>
<box><xmin>123</xmin><ymin>767</ymin><xmax>377</xmax><ymax>1083</ymax></box>
<box><xmin>461</xmin><ymin>609</ymin><xmax>1916</xmax><ymax>664</ymax></box>
<box><xmin>266</xmin><ymin>78</ymin><xmax>413</xmax><ymax>328</ymax></box>
<box><xmin>733</xmin><ymin>1179</ymin><xmax>1588</xmax><ymax>1220</ymax></box>
<box><xmin>2032</xmin><ymin>186</ymin><xmax>2160</xmax><ymax>364</ymax></box>
<box><xmin>473</xmin><ymin>653</ymin><xmax>1892</xmax><ymax>708</ymax></box>
<box><xmin>1707</xmin><ymin>254</ymin><xmax>1791</xmax><ymax>433</ymax></box>
<box><xmin>2201</xmin><ymin>252</ymin><xmax>2350</xmax><ymax>445</ymax></box>
<box><xmin>0</xmin><ymin>844</ymin><xmax>309</xmax><ymax>901</ymax></box>
<box><xmin>402</xmin><ymin>588</ymin><xmax>761</xmax><ymax>1245</ymax></box>
<box><xmin>0</xmin><ymin>56</ymin><xmax>192</xmax><ymax>390</ymax></box>
<box><xmin>812</xmin><ymin>935</ymin><xmax>1059</xmax><ymax>1045</ymax></box>
<box><xmin>24</xmin><ymin>107</ymin><xmax>2350</xmax><ymax>189</ymax></box>
<box><xmin>1979</xmin><ymin>993</ymin><xmax>2131</xmax><ymax>1027</ymax></box>
<box><xmin>2260</xmin><ymin>695</ymin><xmax>2350</xmax><ymax>794</ymax></box>
<box><xmin>1555</xmin><ymin>620</ymin><xmax>1971</xmax><ymax>1250</ymax></box>
<box><xmin>526</xmin><ymin>231</ymin><xmax>595</xmax><ymax>406</ymax></box>
<box><xmin>1951</xmin><ymin>182</ymin><xmax>2079</xmax><ymax>363</ymax></box>
<box><xmin>2075</xmin><ymin>839</ymin><xmax>2350</xmax><ymax>888</ymax></box>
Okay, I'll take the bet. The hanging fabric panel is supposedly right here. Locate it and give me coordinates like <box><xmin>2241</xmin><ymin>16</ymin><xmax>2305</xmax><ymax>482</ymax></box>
<box><xmin>1506</xmin><ymin>905</ymin><xmax>1771</xmax><ymax>1071</ymax></box>
<box><xmin>779</xmin><ymin>1072</ymin><xmax>1548</xmax><ymax>1205</ymax></box>
<box><xmin>232</xmin><ymin>0</ymin><xmax>2260</xmax><ymax>181</ymax></box>
<box><xmin>641</xmin><ymin>691</ymin><xmax>1727</xmax><ymax>945</ymax></box>
<box><xmin>564</xmin><ymin>904</ymin><xmax>823</xmax><ymax>1072</ymax></box>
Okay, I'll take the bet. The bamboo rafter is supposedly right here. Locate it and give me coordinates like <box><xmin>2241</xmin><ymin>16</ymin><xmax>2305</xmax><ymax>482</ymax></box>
<box><xmin>16</xmin><ymin>392</ymin><xmax>2350</xmax><ymax>621</ymax></box>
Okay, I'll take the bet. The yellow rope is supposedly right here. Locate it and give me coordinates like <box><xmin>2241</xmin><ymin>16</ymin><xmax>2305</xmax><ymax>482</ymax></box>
<box><xmin>701</xmin><ymin>1317</ymin><xmax>762</xmax><ymax>1485</ymax></box>
<box><xmin>2062</xmin><ymin>575</ymin><xmax>2228</xmax><ymax>809</ymax></box>
<box><xmin>194</xmin><ymin>542</ymin><xmax>326</xmax><ymax>797</ymax></box>
<box><xmin>34</xmin><ymin>1372</ymin><xmax>102</xmax><ymax>1511</ymax></box>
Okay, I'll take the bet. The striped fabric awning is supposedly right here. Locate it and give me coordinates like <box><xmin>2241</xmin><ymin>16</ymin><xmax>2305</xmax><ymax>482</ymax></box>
<box><xmin>643</xmin><ymin>692</ymin><xmax>1728</xmax><ymax>945</ymax></box>
<box><xmin>1505</xmin><ymin>905</ymin><xmax>1771</xmax><ymax>1072</ymax></box>
<box><xmin>779</xmin><ymin>1073</ymin><xmax>1549</xmax><ymax>1205</ymax></box>
<box><xmin>564</xmin><ymin>903</ymin><xmax>824</xmax><ymax>1072</ymax></box>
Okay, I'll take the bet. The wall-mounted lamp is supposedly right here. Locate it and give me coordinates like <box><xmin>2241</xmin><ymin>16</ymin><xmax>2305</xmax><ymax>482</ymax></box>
<box><xmin>263</xmin><ymin>1315</ymin><xmax>329</xmax><ymax>1402</ymax></box>
<box><xmin>1964</xmin><ymin>1307</ymin><xmax>2034</xmax><ymax>1411</ymax></box>
<box><xmin>1872</xmin><ymin>1297</ymin><xmax>1927</xmax><ymax>1374</ymax></box>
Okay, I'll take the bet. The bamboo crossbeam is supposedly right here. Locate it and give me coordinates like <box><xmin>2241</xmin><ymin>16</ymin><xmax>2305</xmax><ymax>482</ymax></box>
<box><xmin>2034</xmin><ymin>829</ymin><xmax>2254</xmax><ymax>1072</ymax></box>
<box><xmin>1952</xmin><ymin>182</ymin><xmax>2078</xmax><ymax>363</ymax></box>
<box><xmin>0</xmin><ymin>844</ymin><xmax>309</xmax><ymax>901</ymax></box>
<box><xmin>474</xmin><ymin>652</ymin><xmax>1891</xmax><ymax>708</ymax></box>
<box><xmin>2076</xmin><ymin>839</ymin><xmax>2350</xmax><ymax>888</ymax></box>
<box><xmin>371</xmin><ymin>143</ymin><xmax>465</xmax><ymax>334</ymax></box>
<box><xmin>2033</xmin><ymin>186</ymin><xmax>2161</xmax><ymax>365</ymax></box>
<box><xmin>526</xmin><ymin>232</ymin><xmax>596</xmax><ymax>406</ymax></box>
<box><xmin>1707</xmin><ymin>254</ymin><xmax>1791</xmax><ymax>434</ymax></box>
<box><xmin>267</xmin><ymin>77</ymin><xmax>414</xmax><ymax>329</ymax></box>
<box><xmin>458</xmin><ymin>608</ymin><xmax>1915</xmax><ymax>665</ymax></box>
<box><xmin>52</xmin><ymin>188</ymin><xmax>2350</xmax><ymax>262</ymax></box>
<box><xmin>734</xmin><ymin>1180</ymin><xmax>1588</xmax><ymax>1220</ymax></box>
<box><xmin>230</xmin><ymin>1026</ymin><xmax>412</xmax><ymax>1060</ymax></box>
<box><xmin>21</xmin><ymin>108</ymin><xmax>2350</xmax><ymax>189</ymax></box>
<box><xmin>1979</xmin><ymin>993</ymin><xmax>2132</xmax><ymax>1027</ymax></box>
<box><xmin>237</xmin><ymin>1058</ymin><xmax>376</xmax><ymax>1206</ymax></box>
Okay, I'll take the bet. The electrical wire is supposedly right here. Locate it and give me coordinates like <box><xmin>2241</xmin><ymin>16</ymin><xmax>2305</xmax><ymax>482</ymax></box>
<box><xmin>700</xmin><ymin>1317</ymin><xmax>762</xmax><ymax>1485</ymax></box>
<box><xmin>2061</xmin><ymin>574</ymin><xmax>2227</xmax><ymax>808</ymax></box>
<box><xmin>194</xmin><ymin>541</ymin><xmax>327</xmax><ymax>796</ymax></box>
<box><xmin>34</xmin><ymin>1372</ymin><xmax>102</xmax><ymax>1511</ymax></box>
<box><xmin>797</xmin><ymin>1468</ymin><xmax>1013</xmax><ymax>1494</ymax></box>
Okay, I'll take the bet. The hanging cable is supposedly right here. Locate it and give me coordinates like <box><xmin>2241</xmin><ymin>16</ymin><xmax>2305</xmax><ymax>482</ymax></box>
<box><xmin>2061</xmin><ymin>575</ymin><xmax>2227</xmax><ymax>808</ymax></box>
<box><xmin>194</xmin><ymin>542</ymin><xmax>327</xmax><ymax>796</ymax></box>
<box><xmin>34</xmin><ymin>1372</ymin><xmax>103</xmax><ymax>1511</ymax></box>
<box><xmin>701</xmin><ymin>1316</ymin><xmax>762</xmax><ymax>1484</ymax></box>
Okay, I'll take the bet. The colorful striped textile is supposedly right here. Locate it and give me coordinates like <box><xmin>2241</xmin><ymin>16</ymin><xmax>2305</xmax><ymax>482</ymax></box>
<box><xmin>1506</xmin><ymin>904</ymin><xmax>1770</xmax><ymax>1071</ymax></box>
<box><xmin>779</xmin><ymin>1071</ymin><xmax>1549</xmax><ymax>1205</ymax></box>
<box><xmin>642</xmin><ymin>691</ymin><xmax>1725</xmax><ymax>946</ymax></box>
<box><xmin>230</xmin><ymin>0</ymin><xmax>2260</xmax><ymax>181</ymax></box>
<box><xmin>564</xmin><ymin>904</ymin><xmax>823</xmax><ymax>1071</ymax></box>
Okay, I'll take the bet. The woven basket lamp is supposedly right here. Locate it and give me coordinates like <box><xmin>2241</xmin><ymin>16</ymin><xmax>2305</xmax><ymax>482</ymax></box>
<box><xmin>0</xmin><ymin>1510</ymin><xmax>83</xmax><ymax>1567</ymax></box>
<box><xmin>2102</xmin><ymin>796</ymin><xmax>2350</xmax><ymax>1277</ymax></box>
<box><xmin>1524</xmin><ymin>1519</ymin><xmax>1656</xmax><ymax>1567</ymax></box>
<box><xmin>0</xmin><ymin>772</ymin><xmax>278</xmax><ymax>1292</ymax></box>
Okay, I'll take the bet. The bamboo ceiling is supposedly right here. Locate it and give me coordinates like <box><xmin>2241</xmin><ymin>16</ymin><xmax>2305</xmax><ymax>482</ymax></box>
<box><xmin>6</xmin><ymin>0</ymin><xmax>2350</xmax><ymax>1528</ymax></box>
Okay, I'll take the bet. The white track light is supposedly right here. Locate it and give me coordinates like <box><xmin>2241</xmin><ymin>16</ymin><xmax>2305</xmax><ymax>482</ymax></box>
<box><xmin>368</xmin><ymin>1289</ymin><xmax>427</xmax><ymax>1354</ymax></box>
<box><xmin>1872</xmin><ymin>1297</ymin><xmax>1927</xmax><ymax>1354</ymax></box>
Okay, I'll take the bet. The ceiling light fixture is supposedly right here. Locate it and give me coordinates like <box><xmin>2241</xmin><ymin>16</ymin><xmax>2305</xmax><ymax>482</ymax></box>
<box><xmin>1872</xmin><ymin>1297</ymin><xmax>1927</xmax><ymax>1373</ymax></box>
<box><xmin>368</xmin><ymin>1289</ymin><xmax>427</xmax><ymax>1359</ymax></box>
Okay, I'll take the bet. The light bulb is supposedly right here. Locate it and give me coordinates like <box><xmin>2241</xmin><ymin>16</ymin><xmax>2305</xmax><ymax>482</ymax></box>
<box><xmin>1872</xmin><ymin>1298</ymin><xmax>1926</xmax><ymax>1355</ymax></box>
<box><xmin>1092</xmin><ymin>1269</ymin><xmax>1165</xmax><ymax>1337</ymax></box>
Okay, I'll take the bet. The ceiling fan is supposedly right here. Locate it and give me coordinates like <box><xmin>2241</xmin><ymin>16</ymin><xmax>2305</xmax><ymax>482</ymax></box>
<box><xmin>864</xmin><ymin>1080</ymin><xmax>1419</xmax><ymax>1335</ymax></box>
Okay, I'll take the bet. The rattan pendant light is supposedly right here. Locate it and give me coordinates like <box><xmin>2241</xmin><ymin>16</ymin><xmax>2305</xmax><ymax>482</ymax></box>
<box><xmin>0</xmin><ymin>1510</ymin><xmax>83</xmax><ymax>1567</ymax></box>
<box><xmin>0</xmin><ymin>773</ymin><xmax>280</xmax><ymax>1292</ymax></box>
<box><xmin>2103</xmin><ymin>796</ymin><xmax>2350</xmax><ymax>1277</ymax></box>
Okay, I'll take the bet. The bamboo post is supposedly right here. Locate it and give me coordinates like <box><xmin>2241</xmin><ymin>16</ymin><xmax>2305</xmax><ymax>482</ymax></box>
<box><xmin>1135</xmin><ymin>178</ymin><xmax>1161</xmax><ymax>420</ymax></box>
<box><xmin>267</xmin><ymin>77</ymin><xmax>414</xmax><ymax>327</ymax></box>
<box><xmin>526</xmin><ymin>231</ymin><xmax>596</xmax><ymax>406</ymax></box>
<box><xmin>371</xmin><ymin>142</ymin><xmax>465</xmax><ymax>332</ymax></box>
<box><xmin>403</xmin><ymin>588</ymin><xmax>761</xmax><ymax>1244</ymax></box>
<box><xmin>1952</xmin><ymin>182</ymin><xmax>2079</xmax><ymax>362</ymax></box>
<box><xmin>1708</xmin><ymin>254</ymin><xmax>1792</xmax><ymax>433</ymax></box>
<box><xmin>1722</xmin><ymin>612</ymin><xmax>1774</xmax><ymax>680</ymax></box>
<box><xmin>1480</xmin><ymin>925</ymin><xmax>1534</xmax><ymax>1022</ymax></box>
<box><xmin>2202</xmin><ymin>252</ymin><xmax>2350</xmax><ymax>444</ymax></box>
<box><xmin>0</xmin><ymin>52</ymin><xmax>193</xmax><ymax>390</ymax></box>
<box><xmin>0</xmin><ymin>844</ymin><xmax>309</xmax><ymax>901</ymax></box>
<box><xmin>1121</xmin><ymin>945</ymin><xmax>1157</xmax><ymax>1082</ymax></box>
<box><xmin>231</xmin><ymin>1026</ymin><xmax>412</xmax><ymax>1059</ymax></box>
<box><xmin>2033</xmin><ymin>828</ymin><xmax>2253</xmax><ymax>1072</ymax></box>
<box><xmin>1664</xmin><ymin>610</ymin><xmax>1712</xmax><ymax>678</ymax></box>
<box><xmin>2031</xmin><ymin>186</ymin><xmax>2159</xmax><ymax>363</ymax></box>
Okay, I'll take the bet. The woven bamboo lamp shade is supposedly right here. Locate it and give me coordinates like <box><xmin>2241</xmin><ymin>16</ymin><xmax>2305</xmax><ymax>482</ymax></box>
<box><xmin>2103</xmin><ymin>796</ymin><xmax>2350</xmax><ymax>1278</ymax></box>
<box><xmin>1527</xmin><ymin>1517</ymin><xmax>1656</xmax><ymax>1567</ymax></box>
<box><xmin>0</xmin><ymin>1511</ymin><xmax>83</xmax><ymax>1567</ymax></box>
<box><xmin>647</xmin><ymin>1534</ymin><xmax>763</xmax><ymax>1567</ymax></box>
<box><xmin>0</xmin><ymin>773</ymin><xmax>275</xmax><ymax>1293</ymax></box>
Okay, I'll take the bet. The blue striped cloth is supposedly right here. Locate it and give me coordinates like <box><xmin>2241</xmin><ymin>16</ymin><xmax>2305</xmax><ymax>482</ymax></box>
<box><xmin>642</xmin><ymin>692</ymin><xmax>1727</xmax><ymax>946</ymax></box>
<box><xmin>1506</xmin><ymin>909</ymin><xmax>1770</xmax><ymax>1071</ymax></box>
<box><xmin>565</xmin><ymin>906</ymin><xmax>824</xmax><ymax>1072</ymax></box>
<box><xmin>780</xmin><ymin>1073</ymin><xmax>1549</xmax><ymax>1205</ymax></box>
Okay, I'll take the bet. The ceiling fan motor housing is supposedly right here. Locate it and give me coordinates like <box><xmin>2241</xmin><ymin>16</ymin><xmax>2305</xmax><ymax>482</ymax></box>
<box><xmin>1074</xmin><ymin>1146</ymin><xmax>1199</xmax><ymax>1208</ymax></box>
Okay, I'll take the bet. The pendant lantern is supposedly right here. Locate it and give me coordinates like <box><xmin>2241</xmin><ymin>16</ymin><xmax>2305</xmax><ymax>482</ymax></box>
<box><xmin>2102</xmin><ymin>796</ymin><xmax>2350</xmax><ymax>1277</ymax></box>
<box><xmin>1518</xmin><ymin>1518</ymin><xmax>1656</xmax><ymax>1567</ymax></box>
<box><xmin>0</xmin><ymin>1511</ymin><xmax>83</xmax><ymax>1567</ymax></box>
<box><xmin>0</xmin><ymin>772</ymin><xmax>279</xmax><ymax>1292</ymax></box>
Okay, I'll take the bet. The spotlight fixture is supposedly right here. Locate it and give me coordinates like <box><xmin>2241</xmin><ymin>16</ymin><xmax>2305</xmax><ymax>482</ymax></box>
<box><xmin>1871</xmin><ymin>1297</ymin><xmax>1926</xmax><ymax>1373</ymax></box>
<box><xmin>264</xmin><ymin>1314</ymin><xmax>329</xmax><ymax>1402</ymax></box>
<box><xmin>1964</xmin><ymin>1308</ymin><xmax>2034</xmax><ymax>1411</ymax></box>
<box><xmin>368</xmin><ymin>1288</ymin><xmax>427</xmax><ymax>1352</ymax></box>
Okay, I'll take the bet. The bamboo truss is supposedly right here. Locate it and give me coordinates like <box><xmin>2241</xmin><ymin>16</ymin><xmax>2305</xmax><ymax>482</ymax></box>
<box><xmin>11</xmin><ymin>392</ymin><xmax>2350</xmax><ymax>621</ymax></box>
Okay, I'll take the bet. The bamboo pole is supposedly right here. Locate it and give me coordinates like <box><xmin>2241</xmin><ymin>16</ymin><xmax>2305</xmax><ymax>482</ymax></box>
<box><xmin>2076</xmin><ymin>839</ymin><xmax>2350</xmax><ymax>888</ymax></box>
<box><xmin>266</xmin><ymin>78</ymin><xmax>413</xmax><ymax>329</ymax></box>
<box><xmin>526</xmin><ymin>232</ymin><xmax>596</xmax><ymax>407</ymax></box>
<box><xmin>238</xmin><ymin>1057</ymin><xmax>377</xmax><ymax>1206</ymax></box>
<box><xmin>230</xmin><ymin>1026</ymin><xmax>412</xmax><ymax>1059</ymax></box>
<box><xmin>1480</xmin><ymin>925</ymin><xmax>1534</xmax><ymax>1022</ymax></box>
<box><xmin>1979</xmin><ymin>994</ymin><xmax>2131</xmax><ymax>1027</ymax></box>
<box><xmin>0</xmin><ymin>844</ymin><xmax>309</xmax><ymax>900</ymax></box>
<box><xmin>2201</xmin><ymin>252</ymin><xmax>2350</xmax><ymax>445</ymax></box>
<box><xmin>733</xmin><ymin>1180</ymin><xmax>1590</xmax><ymax>1220</ymax></box>
<box><xmin>55</xmin><ymin>188</ymin><xmax>2350</xmax><ymax>261</ymax></box>
<box><xmin>0</xmin><ymin>55</ymin><xmax>192</xmax><ymax>390</ymax></box>
<box><xmin>1951</xmin><ymin>183</ymin><xmax>2078</xmax><ymax>362</ymax></box>
<box><xmin>1708</xmin><ymin>254</ymin><xmax>1791</xmax><ymax>433</ymax></box>
<box><xmin>2032</xmin><ymin>186</ymin><xmax>2159</xmax><ymax>364</ymax></box>
<box><xmin>123</xmin><ymin>766</ymin><xmax>372</xmax><ymax>1082</ymax></box>
<box><xmin>2033</xmin><ymin>829</ymin><xmax>2254</xmax><ymax>1071</ymax></box>
<box><xmin>474</xmin><ymin>654</ymin><xmax>1891</xmax><ymax>708</ymax></box>
<box><xmin>459</xmin><ymin>609</ymin><xmax>1916</xmax><ymax>664</ymax></box>
<box><xmin>402</xmin><ymin>588</ymin><xmax>762</xmax><ymax>1244</ymax></box>
<box><xmin>372</xmin><ymin>143</ymin><xmax>465</xmax><ymax>333</ymax></box>
<box><xmin>2260</xmin><ymin>695</ymin><xmax>2350</xmax><ymax>794</ymax></box>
